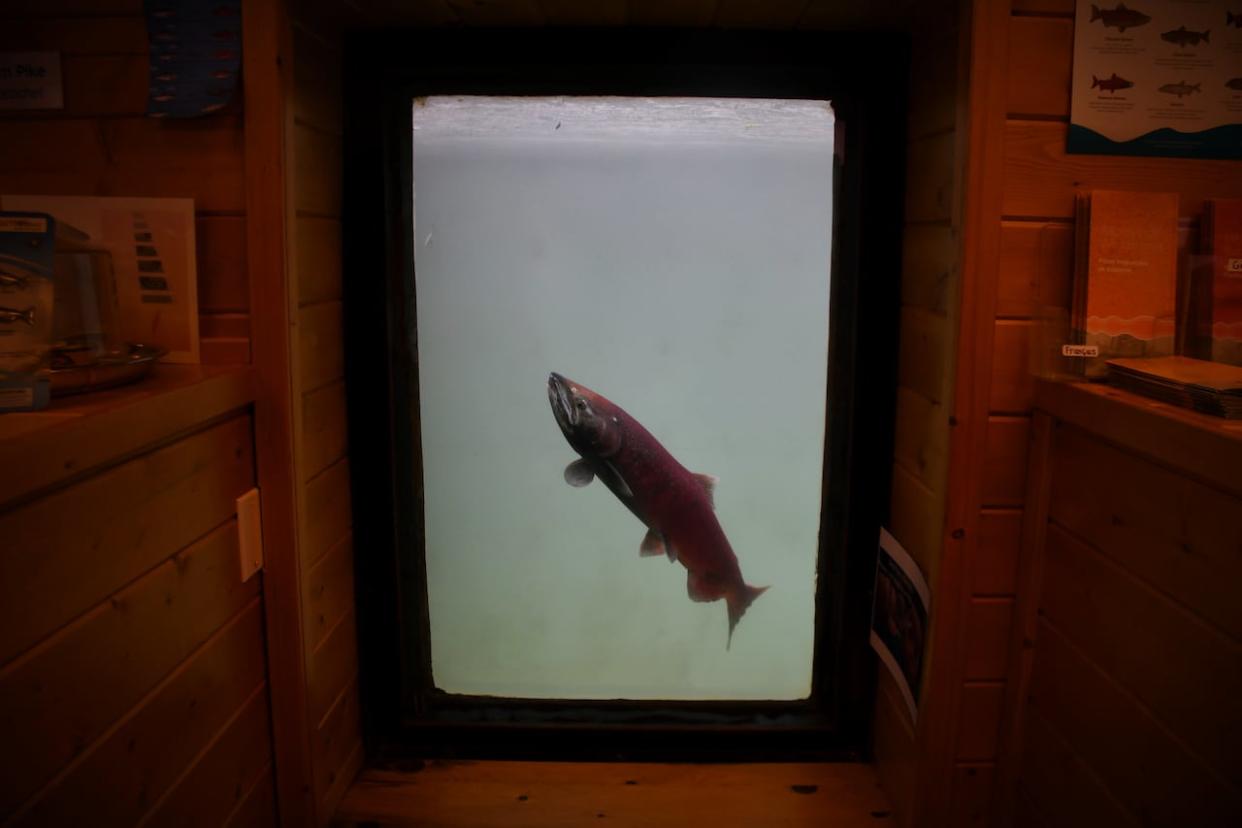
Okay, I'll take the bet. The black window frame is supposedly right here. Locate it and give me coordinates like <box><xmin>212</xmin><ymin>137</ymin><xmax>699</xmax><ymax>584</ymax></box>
<box><xmin>342</xmin><ymin>27</ymin><xmax>906</xmax><ymax>764</ymax></box>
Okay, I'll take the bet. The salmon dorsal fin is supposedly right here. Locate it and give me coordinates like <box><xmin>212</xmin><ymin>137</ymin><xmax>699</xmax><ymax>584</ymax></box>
<box><xmin>693</xmin><ymin>473</ymin><xmax>719</xmax><ymax>508</ymax></box>
<box><xmin>564</xmin><ymin>458</ymin><xmax>594</xmax><ymax>487</ymax></box>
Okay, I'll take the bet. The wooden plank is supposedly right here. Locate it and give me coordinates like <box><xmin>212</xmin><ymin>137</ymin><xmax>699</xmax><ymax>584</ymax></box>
<box><xmin>625</xmin><ymin>0</ymin><xmax>718</xmax><ymax>27</ymax></box>
<box><xmin>138</xmin><ymin>683</ymin><xmax>272</xmax><ymax>828</ymax></box>
<box><xmin>200</xmin><ymin>313</ymin><xmax>251</xmax><ymax>339</ymax></box>
<box><xmin>538</xmin><ymin>0</ymin><xmax>627</xmax><ymax>26</ymax></box>
<box><xmin>988</xmin><ymin>320</ymin><xmax>1034</xmax><ymax>413</ymax></box>
<box><xmin>1019</xmin><ymin>708</ymin><xmax>1140</xmax><ymax>828</ymax></box>
<box><xmin>1006</xmin><ymin>16</ymin><xmax>1071</xmax><ymax>118</ymax></box>
<box><xmin>0</xmin><ymin>117</ymin><xmax>246</xmax><ymax>213</ymax></box>
<box><xmin>907</xmin><ymin>22</ymin><xmax>960</xmax><ymax>139</ymax></box>
<box><xmin>715</xmin><ymin>0</ymin><xmax>804</xmax><ymax>29</ymax></box>
<box><xmin>898</xmin><ymin>306</ymin><xmax>950</xmax><ymax>405</ymax></box>
<box><xmin>336</xmin><ymin>762</ymin><xmax>892</xmax><ymax>828</ymax></box>
<box><xmin>295</xmin><ymin>216</ymin><xmax>342</xmax><ymax>306</ymax></box>
<box><xmin>303</xmin><ymin>536</ymin><xmax>355</xmax><ymax>654</ymax></box>
<box><xmin>997</xmin><ymin>220</ymin><xmax>1072</xmax><ymax>318</ymax></box>
<box><xmin>224</xmin><ymin>763</ymin><xmax>277</xmax><ymax>828</ymax></box>
<box><xmin>889</xmin><ymin>461</ymin><xmax>945</xmax><ymax>585</ymax></box>
<box><xmin>0</xmin><ymin>414</ymin><xmax>255</xmax><ymax>667</ymax></box>
<box><xmin>313</xmin><ymin>675</ymin><xmax>362</xmax><ymax>809</ymax></box>
<box><xmin>299</xmin><ymin>299</ymin><xmax>345</xmax><ymax>393</ymax></box>
<box><xmin>971</xmin><ymin>509</ymin><xmax>1021</xmax><ymax>595</ymax></box>
<box><xmin>201</xmin><ymin>336</ymin><xmax>252</xmax><ymax>364</ymax></box>
<box><xmin>0</xmin><ymin>53</ymin><xmax>150</xmax><ymax>117</ymax></box>
<box><xmin>439</xmin><ymin>0</ymin><xmax>544</xmax><ymax>26</ymax></box>
<box><xmin>905</xmin><ymin>130</ymin><xmax>957</xmax><ymax>223</ymax></box>
<box><xmin>1048</xmin><ymin>422</ymin><xmax>1242</xmax><ymax>640</ymax></box>
<box><xmin>963</xmin><ymin>599</ymin><xmax>1014</xmax><ymax>681</ymax></box>
<box><xmin>198</xmin><ymin>215</ymin><xmax>249</xmax><ymax>313</ymax></box>
<box><xmin>893</xmin><ymin>385</ymin><xmax>949</xmax><ymax>495</ymax></box>
<box><xmin>1042</xmin><ymin>524</ymin><xmax>1242</xmax><ymax>784</ymax></box>
<box><xmin>10</xmin><ymin>600</ymin><xmax>267</xmax><ymax>827</ymax></box>
<box><xmin>301</xmin><ymin>379</ymin><xmax>349</xmax><ymax>482</ymax></box>
<box><xmin>243</xmin><ymin>1</ymin><xmax>316</xmax><ymax>824</ymax></box>
<box><xmin>293</xmin><ymin>22</ymin><xmax>342</xmax><ymax>134</ymax></box>
<box><xmin>0</xmin><ymin>0</ymin><xmax>142</xmax><ymax>15</ymax></box>
<box><xmin>294</xmin><ymin>124</ymin><xmax>343</xmax><ymax>216</ymax></box>
<box><xmin>1029</xmin><ymin>620</ymin><xmax>1242</xmax><ymax>826</ymax></box>
<box><xmin>949</xmin><ymin>764</ymin><xmax>994</xmax><ymax>827</ymax></box>
<box><xmin>955</xmin><ymin>683</ymin><xmax>1006</xmax><ymax>760</ymax></box>
<box><xmin>872</xmin><ymin>668</ymin><xmax>917</xmax><ymax>819</ymax></box>
<box><xmin>901</xmin><ymin>222</ymin><xmax>957</xmax><ymax>314</ymax></box>
<box><xmin>0</xmin><ymin>365</ymin><xmax>253</xmax><ymax>506</ymax></box>
<box><xmin>0</xmin><ymin>519</ymin><xmax>259</xmax><ymax>818</ymax></box>
<box><xmin>981</xmin><ymin>416</ymin><xmax>1029</xmax><ymax>507</ymax></box>
<box><xmin>303</xmin><ymin>457</ymin><xmax>353</xmax><ymax>568</ymax></box>
<box><xmin>1003</xmin><ymin>121</ymin><xmax>1242</xmax><ymax>220</ymax></box>
<box><xmin>308</xmin><ymin>610</ymin><xmax>358</xmax><ymax>727</ymax></box>
<box><xmin>0</xmin><ymin>16</ymin><xmax>147</xmax><ymax>54</ymax></box>
<box><xmin>1035</xmin><ymin>379</ymin><xmax>1242</xmax><ymax>498</ymax></box>
<box><xmin>1011</xmin><ymin>0</ymin><xmax>1073</xmax><ymax>14</ymax></box>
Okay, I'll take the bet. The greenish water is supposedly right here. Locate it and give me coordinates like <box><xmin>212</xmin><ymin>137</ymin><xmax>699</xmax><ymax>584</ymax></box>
<box><xmin>411</xmin><ymin>97</ymin><xmax>834</xmax><ymax>700</ymax></box>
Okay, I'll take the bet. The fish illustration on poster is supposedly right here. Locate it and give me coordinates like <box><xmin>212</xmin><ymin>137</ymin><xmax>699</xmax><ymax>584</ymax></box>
<box><xmin>1070</xmin><ymin>0</ymin><xmax>1242</xmax><ymax>158</ymax></box>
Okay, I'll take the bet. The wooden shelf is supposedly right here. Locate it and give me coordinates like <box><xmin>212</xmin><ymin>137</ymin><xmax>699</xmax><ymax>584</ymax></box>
<box><xmin>0</xmin><ymin>364</ymin><xmax>255</xmax><ymax>507</ymax></box>
<box><xmin>1034</xmin><ymin>378</ymin><xmax>1242</xmax><ymax>498</ymax></box>
<box><xmin>334</xmin><ymin>761</ymin><xmax>892</xmax><ymax>828</ymax></box>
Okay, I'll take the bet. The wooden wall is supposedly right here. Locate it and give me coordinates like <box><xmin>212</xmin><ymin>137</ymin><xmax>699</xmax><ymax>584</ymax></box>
<box><xmin>0</xmin><ymin>411</ymin><xmax>276</xmax><ymax>825</ymax></box>
<box><xmin>924</xmin><ymin>1</ymin><xmax>1242</xmax><ymax>825</ymax></box>
<box><xmin>287</xmin><ymin>4</ymin><xmax>363</xmax><ymax>822</ymax></box>
<box><xmin>0</xmin><ymin>0</ymin><xmax>251</xmax><ymax>364</ymax></box>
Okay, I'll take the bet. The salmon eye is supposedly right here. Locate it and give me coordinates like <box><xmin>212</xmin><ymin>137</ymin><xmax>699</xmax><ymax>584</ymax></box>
<box><xmin>575</xmin><ymin>399</ymin><xmax>587</xmax><ymax>410</ymax></box>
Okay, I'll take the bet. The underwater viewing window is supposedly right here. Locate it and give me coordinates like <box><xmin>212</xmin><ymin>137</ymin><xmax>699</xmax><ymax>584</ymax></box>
<box><xmin>344</xmin><ymin>30</ymin><xmax>907</xmax><ymax>760</ymax></box>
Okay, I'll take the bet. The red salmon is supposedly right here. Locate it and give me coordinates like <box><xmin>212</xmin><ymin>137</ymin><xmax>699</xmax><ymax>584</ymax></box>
<box><xmin>547</xmin><ymin>372</ymin><xmax>767</xmax><ymax>648</ymax></box>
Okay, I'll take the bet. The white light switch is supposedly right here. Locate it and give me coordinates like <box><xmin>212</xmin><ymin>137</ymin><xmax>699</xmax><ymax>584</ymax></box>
<box><xmin>237</xmin><ymin>488</ymin><xmax>264</xmax><ymax>582</ymax></box>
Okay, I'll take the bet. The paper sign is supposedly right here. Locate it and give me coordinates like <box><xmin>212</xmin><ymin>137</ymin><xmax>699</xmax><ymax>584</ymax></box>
<box><xmin>0</xmin><ymin>53</ymin><xmax>63</xmax><ymax>111</ymax></box>
<box><xmin>871</xmin><ymin>528</ymin><xmax>931</xmax><ymax>722</ymax></box>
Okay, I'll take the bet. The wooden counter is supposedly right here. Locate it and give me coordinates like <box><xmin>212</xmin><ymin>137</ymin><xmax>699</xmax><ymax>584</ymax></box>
<box><xmin>996</xmin><ymin>379</ymin><xmax>1242</xmax><ymax>827</ymax></box>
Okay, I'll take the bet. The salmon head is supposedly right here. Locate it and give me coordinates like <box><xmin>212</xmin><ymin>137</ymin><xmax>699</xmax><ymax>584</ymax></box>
<box><xmin>547</xmin><ymin>372</ymin><xmax>624</xmax><ymax>459</ymax></box>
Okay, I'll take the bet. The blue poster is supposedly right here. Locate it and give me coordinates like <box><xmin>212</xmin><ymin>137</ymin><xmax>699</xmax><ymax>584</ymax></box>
<box><xmin>145</xmin><ymin>0</ymin><xmax>242</xmax><ymax>119</ymax></box>
<box><xmin>1069</xmin><ymin>1</ymin><xmax>1242</xmax><ymax>159</ymax></box>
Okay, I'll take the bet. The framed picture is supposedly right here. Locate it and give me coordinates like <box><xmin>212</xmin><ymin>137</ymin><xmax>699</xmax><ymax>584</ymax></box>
<box><xmin>0</xmin><ymin>194</ymin><xmax>199</xmax><ymax>363</ymax></box>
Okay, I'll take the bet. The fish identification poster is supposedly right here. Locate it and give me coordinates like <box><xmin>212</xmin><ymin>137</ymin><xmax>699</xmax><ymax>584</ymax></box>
<box><xmin>1069</xmin><ymin>0</ymin><xmax>1242</xmax><ymax>158</ymax></box>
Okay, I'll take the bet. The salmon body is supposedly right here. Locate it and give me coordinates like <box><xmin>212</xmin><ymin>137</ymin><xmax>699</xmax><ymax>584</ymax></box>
<box><xmin>547</xmin><ymin>372</ymin><xmax>766</xmax><ymax>648</ymax></box>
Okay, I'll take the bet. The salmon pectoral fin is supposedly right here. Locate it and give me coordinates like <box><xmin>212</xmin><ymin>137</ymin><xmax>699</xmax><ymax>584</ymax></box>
<box><xmin>564</xmin><ymin>458</ymin><xmax>595</xmax><ymax>487</ymax></box>
<box><xmin>726</xmin><ymin>584</ymin><xmax>770</xmax><ymax>650</ymax></box>
<box><xmin>693</xmin><ymin>473</ymin><xmax>718</xmax><ymax>508</ymax></box>
<box><xmin>640</xmin><ymin>528</ymin><xmax>668</xmax><ymax>559</ymax></box>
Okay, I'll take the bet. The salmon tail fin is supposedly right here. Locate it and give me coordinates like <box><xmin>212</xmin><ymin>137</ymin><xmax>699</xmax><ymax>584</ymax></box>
<box><xmin>726</xmin><ymin>584</ymin><xmax>769</xmax><ymax>650</ymax></box>
<box><xmin>1091</xmin><ymin>75</ymin><xmax>1100</xmax><ymax>89</ymax></box>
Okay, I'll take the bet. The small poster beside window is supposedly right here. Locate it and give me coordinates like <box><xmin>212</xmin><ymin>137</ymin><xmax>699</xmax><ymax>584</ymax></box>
<box><xmin>871</xmin><ymin>528</ymin><xmax>931</xmax><ymax>722</ymax></box>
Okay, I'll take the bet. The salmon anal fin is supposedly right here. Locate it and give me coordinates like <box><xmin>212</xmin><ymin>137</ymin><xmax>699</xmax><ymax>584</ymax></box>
<box><xmin>564</xmin><ymin>458</ymin><xmax>594</xmax><ymax>487</ymax></box>
<box><xmin>640</xmin><ymin>528</ymin><xmax>665</xmax><ymax>558</ymax></box>
<box><xmin>693</xmin><ymin>473</ymin><xmax>718</xmax><ymax>508</ymax></box>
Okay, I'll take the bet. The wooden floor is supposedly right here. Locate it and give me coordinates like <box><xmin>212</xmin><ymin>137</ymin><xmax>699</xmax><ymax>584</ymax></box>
<box><xmin>333</xmin><ymin>761</ymin><xmax>893</xmax><ymax>827</ymax></box>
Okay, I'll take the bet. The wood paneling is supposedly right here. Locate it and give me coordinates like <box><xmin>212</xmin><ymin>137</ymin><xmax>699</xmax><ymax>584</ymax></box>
<box><xmin>893</xmin><ymin>386</ymin><xmax>949</xmax><ymax>493</ymax></box>
<box><xmin>304</xmin><ymin>537</ymin><xmax>355</xmax><ymax>654</ymax></box>
<box><xmin>872</xmin><ymin>669</ymin><xmax>917</xmax><ymax>820</ymax></box>
<box><xmin>198</xmin><ymin>216</ymin><xmax>250</xmax><ymax>313</ymax></box>
<box><xmin>981</xmin><ymin>416</ymin><xmax>1029</xmax><ymax>507</ymax></box>
<box><xmin>303</xmin><ymin>457</ymin><xmax>353</xmax><ymax>569</ymax></box>
<box><xmin>625</xmin><ymin>0</ymin><xmax>717</xmax><ymax>27</ymax></box>
<box><xmin>1010</xmin><ymin>0</ymin><xmax>1073</xmax><ymax>13</ymax></box>
<box><xmin>138</xmin><ymin>684</ymin><xmax>273</xmax><ymax>828</ymax></box>
<box><xmin>905</xmin><ymin>130</ymin><xmax>957</xmax><ymax>223</ymax></box>
<box><xmin>963</xmin><ymin>599</ymin><xmax>1013</xmax><ymax>681</ymax></box>
<box><xmin>1029</xmin><ymin>621</ymin><xmax>1242</xmax><ymax>826</ymax></box>
<box><xmin>295</xmin><ymin>216</ymin><xmax>343</xmax><ymax>306</ymax></box>
<box><xmin>1006</xmin><ymin>16</ymin><xmax>1071</xmax><ymax>118</ymax></box>
<box><xmin>1048</xmin><ymin>423</ymin><xmax>1242</xmax><ymax>641</ymax></box>
<box><xmin>539</xmin><ymin>0</ymin><xmax>628</xmax><ymax>26</ymax></box>
<box><xmin>1019</xmin><ymin>709</ymin><xmax>1140</xmax><ymax>828</ymax></box>
<box><xmin>715</xmin><ymin>0</ymin><xmax>803</xmax><ymax>29</ymax></box>
<box><xmin>313</xmin><ymin>676</ymin><xmax>362</xmax><ymax>805</ymax></box>
<box><xmin>1042</xmin><ymin>524</ymin><xmax>1242</xmax><ymax>784</ymax></box>
<box><xmin>889</xmin><ymin>462</ymin><xmax>944</xmax><ymax>582</ymax></box>
<box><xmin>299</xmin><ymin>300</ymin><xmax>346</xmax><ymax>393</ymax></box>
<box><xmin>0</xmin><ymin>414</ymin><xmax>254</xmax><ymax>667</ymax></box>
<box><xmin>898</xmin><ymin>306</ymin><xmax>950</xmax><ymax>405</ymax></box>
<box><xmin>308</xmin><ymin>611</ymin><xmax>359</xmax><ymax>728</ymax></box>
<box><xmin>1003</xmin><ymin>120</ymin><xmax>1242</xmax><ymax>220</ymax></box>
<box><xmin>907</xmin><ymin>23</ymin><xmax>960</xmax><ymax>139</ymax></box>
<box><xmin>949</xmin><ymin>764</ymin><xmax>994</xmax><ymax>827</ymax></box>
<box><xmin>0</xmin><ymin>519</ymin><xmax>258</xmax><ymax>817</ymax></box>
<box><xmin>955</xmin><ymin>683</ymin><xmax>1005</xmax><ymax>761</ymax></box>
<box><xmin>988</xmin><ymin>320</ymin><xmax>1033</xmax><ymax>413</ymax></box>
<box><xmin>901</xmin><ymin>222</ymin><xmax>957</xmax><ymax>314</ymax></box>
<box><xmin>301</xmin><ymin>379</ymin><xmax>349</xmax><ymax>481</ymax></box>
<box><xmin>10</xmin><ymin>600</ymin><xmax>266</xmax><ymax>827</ymax></box>
<box><xmin>0</xmin><ymin>15</ymin><xmax>147</xmax><ymax>54</ymax></box>
<box><xmin>225</xmin><ymin>764</ymin><xmax>277</xmax><ymax>828</ymax></box>
<box><xmin>294</xmin><ymin>124</ymin><xmax>344</xmax><ymax>217</ymax></box>
<box><xmin>0</xmin><ymin>0</ymin><xmax>143</xmax><ymax>16</ymax></box>
<box><xmin>337</xmin><ymin>761</ymin><xmax>893</xmax><ymax>828</ymax></box>
<box><xmin>971</xmin><ymin>509</ymin><xmax>1021</xmax><ymax>596</ymax></box>
<box><xmin>293</xmin><ymin>24</ymin><xmax>343</xmax><ymax>132</ymax></box>
<box><xmin>996</xmin><ymin>221</ymin><xmax>1072</xmax><ymax>318</ymax></box>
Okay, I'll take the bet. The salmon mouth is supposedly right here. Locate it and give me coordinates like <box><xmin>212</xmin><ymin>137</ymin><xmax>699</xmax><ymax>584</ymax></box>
<box><xmin>548</xmin><ymin>372</ymin><xmax>576</xmax><ymax>431</ymax></box>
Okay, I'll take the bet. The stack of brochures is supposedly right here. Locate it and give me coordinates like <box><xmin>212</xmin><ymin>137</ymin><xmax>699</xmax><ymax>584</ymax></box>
<box><xmin>1106</xmin><ymin>356</ymin><xmax>1242</xmax><ymax>419</ymax></box>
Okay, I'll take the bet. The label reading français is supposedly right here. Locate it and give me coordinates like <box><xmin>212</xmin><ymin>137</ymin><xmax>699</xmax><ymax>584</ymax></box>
<box><xmin>1061</xmin><ymin>344</ymin><xmax>1100</xmax><ymax>358</ymax></box>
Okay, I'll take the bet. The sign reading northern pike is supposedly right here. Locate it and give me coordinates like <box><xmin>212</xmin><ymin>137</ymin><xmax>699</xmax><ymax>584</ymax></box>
<box><xmin>547</xmin><ymin>372</ymin><xmax>767</xmax><ymax>648</ymax></box>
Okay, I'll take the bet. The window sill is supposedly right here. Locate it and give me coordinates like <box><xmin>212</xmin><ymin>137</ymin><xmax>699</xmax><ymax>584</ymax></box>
<box><xmin>333</xmin><ymin>760</ymin><xmax>892</xmax><ymax>827</ymax></box>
